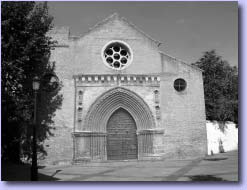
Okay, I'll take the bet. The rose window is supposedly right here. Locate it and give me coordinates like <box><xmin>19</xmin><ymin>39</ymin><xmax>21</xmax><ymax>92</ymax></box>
<box><xmin>102</xmin><ymin>41</ymin><xmax>133</xmax><ymax>70</ymax></box>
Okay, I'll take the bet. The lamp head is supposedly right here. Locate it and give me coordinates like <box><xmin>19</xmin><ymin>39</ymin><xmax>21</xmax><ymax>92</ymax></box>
<box><xmin>32</xmin><ymin>76</ymin><xmax>40</xmax><ymax>91</ymax></box>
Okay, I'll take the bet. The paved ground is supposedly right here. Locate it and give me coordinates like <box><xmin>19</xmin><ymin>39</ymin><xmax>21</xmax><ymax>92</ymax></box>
<box><xmin>36</xmin><ymin>150</ymin><xmax>238</xmax><ymax>181</ymax></box>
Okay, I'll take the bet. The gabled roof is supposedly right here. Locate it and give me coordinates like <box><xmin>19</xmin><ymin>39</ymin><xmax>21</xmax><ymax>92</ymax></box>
<box><xmin>81</xmin><ymin>13</ymin><xmax>162</xmax><ymax>46</ymax></box>
<box><xmin>159</xmin><ymin>51</ymin><xmax>203</xmax><ymax>72</ymax></box>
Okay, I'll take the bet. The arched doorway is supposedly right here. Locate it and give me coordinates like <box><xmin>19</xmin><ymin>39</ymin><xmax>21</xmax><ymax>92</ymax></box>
<box><xmin>107</xmin><ymin>108</ymin><xmax>138</xmax><ymax>160</ymax></box>
<box><xmin>74</xmin><ymin>87</ymin><xmax>157</xmax><ymax>161</ymax></box>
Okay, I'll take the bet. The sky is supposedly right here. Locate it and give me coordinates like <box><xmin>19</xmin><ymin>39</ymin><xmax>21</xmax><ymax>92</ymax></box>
<box><xmin>48</xmin><ymin>1</ymin><xmax>238</xmax><ymax>66</ymax></box>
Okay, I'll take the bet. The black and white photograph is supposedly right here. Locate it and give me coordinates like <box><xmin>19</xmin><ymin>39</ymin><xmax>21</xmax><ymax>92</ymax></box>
<box><xmin>1</xmin><ymin>1</ymin><xmax>238</xmax><ymax>182</ymax></box>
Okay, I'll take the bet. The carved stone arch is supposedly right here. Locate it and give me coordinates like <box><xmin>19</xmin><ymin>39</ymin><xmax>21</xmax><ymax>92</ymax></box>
<box><xmin>84</xmin><ymin>87</ymin><xmax>155</xmax><ymax>132</ymax></box>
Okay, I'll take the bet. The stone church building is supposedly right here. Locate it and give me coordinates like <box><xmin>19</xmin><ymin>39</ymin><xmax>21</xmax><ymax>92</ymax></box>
<box><xmin>43</xmin><ymin>13</ymin><xmax>207</xmax><ymax>165</ymax></box>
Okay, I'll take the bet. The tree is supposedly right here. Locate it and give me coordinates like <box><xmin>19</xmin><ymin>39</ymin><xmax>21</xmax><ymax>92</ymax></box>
<box><xmin>1</xmin><ymin>1</ymin><xmax>62</xmax><ymax>163</ymax></box>
<box><xmin>192</xmin><ymin>50</ymin><xmax>238</xmax><ymax>124</ymax></box>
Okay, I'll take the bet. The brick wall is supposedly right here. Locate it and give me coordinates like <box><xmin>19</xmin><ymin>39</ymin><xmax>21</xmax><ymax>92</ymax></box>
<box><xmin>159</xmin><ymin>54</ymin><xmax>207</xmax><ymax>159</ymax></box>
<box><xmin>39</xmin><ymin>127</ymin><xmax>73</xmax><ymax>165</ymax></box>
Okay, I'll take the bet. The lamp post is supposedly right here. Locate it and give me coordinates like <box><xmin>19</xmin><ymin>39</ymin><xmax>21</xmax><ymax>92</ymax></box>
<box><xmin>30</xmin><ymin>73</ymin><xmax>59</xmax><ymax>181</ymax></box>
<box><xmin>31</xmin><ymin>76</ymin><xmax>40</xmax><ymax>181</ymax></box>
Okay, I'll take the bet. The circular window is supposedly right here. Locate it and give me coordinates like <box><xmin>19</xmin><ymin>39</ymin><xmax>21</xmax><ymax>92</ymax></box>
<box><xmin>174</xmin><ymin>78</ymin><xmax>187</xmax><ymax>92</ymax></box>
<box><xmin>102</xmin><ymin>40</ymin><xmax>133</xmax><ymax>70</ymax></box>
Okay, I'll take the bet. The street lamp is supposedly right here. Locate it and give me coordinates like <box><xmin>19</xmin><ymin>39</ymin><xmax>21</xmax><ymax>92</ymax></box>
<box><xmin>31</xmin><ymin>76</ymin><xmax>40</xmax><ymax>181</ymax></box>
<box><xmin>30</xmin><ymin>73</ymin><xmax>59</xmax><ymax>181</ymax></box>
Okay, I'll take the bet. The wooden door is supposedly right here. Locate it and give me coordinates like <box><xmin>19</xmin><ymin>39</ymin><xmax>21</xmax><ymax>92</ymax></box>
<box><xmin>107</xmin><ymin>108</ymin><xmax>138</xmax><ymax>160</ymax></box>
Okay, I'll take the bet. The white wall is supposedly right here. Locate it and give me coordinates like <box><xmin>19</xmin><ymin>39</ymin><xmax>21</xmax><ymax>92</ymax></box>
<box><xmin>206</xmin><ymin>121</ymin><xmax>238</xmax><ymax>155</ymax></box>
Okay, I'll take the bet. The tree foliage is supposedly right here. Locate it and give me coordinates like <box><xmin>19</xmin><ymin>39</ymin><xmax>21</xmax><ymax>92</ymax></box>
<box><xmin>1</xmin><ymin>1</ymin><xmax>63</xmax><ymax>162</ymax></box>
<box><xmin>192</xmin><ymin>50</ymin><xmax>238</xmax><ymax>123</ymax></box>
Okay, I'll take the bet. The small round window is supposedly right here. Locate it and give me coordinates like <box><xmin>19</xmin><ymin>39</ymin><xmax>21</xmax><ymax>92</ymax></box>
<box><xmin>174</xmin><ymin>78</ymin><xmax>187</xmax><ymax>92</ymax></box>
<box><xmin>102</xmin><ymin>40</ymin><xmax>133</xmax><ymax>70</ymax></box>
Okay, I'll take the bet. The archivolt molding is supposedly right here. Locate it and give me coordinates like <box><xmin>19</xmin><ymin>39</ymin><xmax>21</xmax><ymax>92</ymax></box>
<box><xmin>84</xmin><ymin>87</ymin><xmax>155</xmax><ymax>132</ymax></box>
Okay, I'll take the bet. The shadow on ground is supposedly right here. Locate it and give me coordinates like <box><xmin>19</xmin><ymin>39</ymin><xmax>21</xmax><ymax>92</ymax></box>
<box><xmin>1</xmin><ymin>162</ymin><xmax>59</xmax><ymax>181</ymax></box>
<box><xmin>203</xmin><ymin>158</ymin><xmax>228</xmax><ymax>161</ymax></box>
<box><xmin>188</xmin><ymin>175</ymin><xmax>228</xmax><ymax>181</ymax></box>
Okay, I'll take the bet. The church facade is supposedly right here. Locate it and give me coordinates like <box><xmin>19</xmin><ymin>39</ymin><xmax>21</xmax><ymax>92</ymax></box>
<box><xmin>42</xmin><ymin>13</ymin><xmax>207</xmax><ymax>165</ymax></box>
